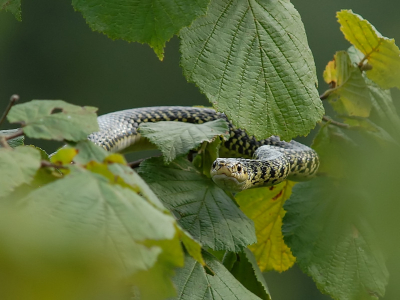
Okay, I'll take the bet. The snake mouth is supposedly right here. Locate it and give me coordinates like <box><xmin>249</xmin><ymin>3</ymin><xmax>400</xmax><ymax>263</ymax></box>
<box><xmin>210</xmin><ymin>160</ymin><xmax>248</xmax><ymax>191</ymax></box>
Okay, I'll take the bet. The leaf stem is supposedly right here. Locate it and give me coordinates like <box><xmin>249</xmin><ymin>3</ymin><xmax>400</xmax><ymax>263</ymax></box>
<box><xmin>0</xmin><ymin>136</ymin><xmax>12</xmax><ymax>149</ymax></box>
<box><xmin>321</xmin><ymin>116</ymin><xmax>350</xmax><ymax>129</ymax></box>
<box><xmin>319</xmin><ymin>90</ymin><xmax>332</xmax><ymax>100</ymax></box>
<box><xmin>40</xmin><ymin>160</ymin><xmax>67</xmax><ymax>169</ymax></box>
<box><xmin>0</xmin><ymin>94</ymin><xmax>19</xmax><ymax>127</ymax></box>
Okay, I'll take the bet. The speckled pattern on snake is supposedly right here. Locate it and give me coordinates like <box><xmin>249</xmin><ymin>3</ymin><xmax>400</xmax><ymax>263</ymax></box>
<box><xmin>88</xmin><ymin>106</ymin><xmax>319</xmax><ymax>192</ymax></box>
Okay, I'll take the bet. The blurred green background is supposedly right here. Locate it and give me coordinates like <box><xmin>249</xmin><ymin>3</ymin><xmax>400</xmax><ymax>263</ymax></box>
<box><xmin>1</xmin><ymin>0</ymin><xmax>399</xmax><ymax>299</ymax></box>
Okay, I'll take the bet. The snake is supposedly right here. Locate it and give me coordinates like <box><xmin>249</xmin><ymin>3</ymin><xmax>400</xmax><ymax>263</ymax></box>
<box><xmin>88</xmin><ymin>106</ymin><xmax>319</xmax><ymax>192</ymax></box>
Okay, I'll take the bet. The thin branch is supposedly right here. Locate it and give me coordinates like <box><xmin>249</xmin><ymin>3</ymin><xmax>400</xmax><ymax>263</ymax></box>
<box><xmin>0</xmin><ymin>94</ymin><xmax>19</xmax><ymax>127</ymax></box>
<box><xmin>322</xmin><ymin>116</ymin><xmax>350</xmax><ymax>129</ymax></box>
<box><xmin>4</xmin><ymin>129</ymin><xmax>24</xmax><ymax>141</ymax></box>
<box><xmin>128</xmin><ymin>158</ymin><xmax>147</xmax><ymax>169</ymax></box>
<box><xmin>319</xmin><ymin>89</ymin><xmax>332</xmax><ymax>100</ymax></box>
<box><xmin>0</xmin><ymin>136</ymin><xmax>12</xmax><ymax>149</ymax></box>
<box><xmin>40</xmin><ymin>160</ymin><xmax>68</xmax><ymax>169</ymax></box>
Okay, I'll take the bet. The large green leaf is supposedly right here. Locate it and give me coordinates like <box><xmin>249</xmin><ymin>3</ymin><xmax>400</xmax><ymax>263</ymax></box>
<box><xmin>180</xmin><ymin>0</ymin><xmax>323</xmax><ymax>140</ymax></box>
<box><xmin>139</xmin><ymin>119</ymin><xmax>229</xmax><ymax>164</ymax></box>
<box><xmin>72</xmin><ymin>0</ymin><xmax>210</xmax><ymax>60</ymax></box>
<box><xmin>170</xmin><ymin>250</ymin><xmax>262</xmax><ymax>300</ymax></box>
<box><xmin>138</xmin><ymin>157</ymin><xmax>256</xmax><ymax>252</ymax></box>
<box><xmin>14</xmin><ymin>169</ymin><xmax>183</xmax><ymax>279</ymax></box>
<box><xmin>7</xmin><ymin>100</ymin><xmax>98</xmax><ymax>142</ymax></box>
<box><xmin>323</xmin><ymin>51</ymin><xmax>371</xmax><ymax>117</ymax></box>
<box><xmin>337</xmin><ymin>10</ymin><xmax>400</xmax><ymax>89</ymax></box>
<box><xmin>283</xmin><ymin>177</ymin><xmax>388</xmax><ymax>300</ymax></box>
<box><xmin>0</xmin><ymin>0</ymin><xmax>21</xmax><ymax>21</ymax></box>
<box><xmin>0</xmin><ymin>146</ymin><xmax>41</xmax><ymax>198</ymax></box>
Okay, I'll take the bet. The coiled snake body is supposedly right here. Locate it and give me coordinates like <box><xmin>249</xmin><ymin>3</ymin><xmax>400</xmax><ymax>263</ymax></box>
<box><xmin>88</xmin><ymin>106</ymin><xmax>319</xmax><ymax>191</ymax></box>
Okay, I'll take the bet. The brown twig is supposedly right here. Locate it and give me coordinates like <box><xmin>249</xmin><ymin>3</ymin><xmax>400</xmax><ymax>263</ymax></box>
<box><xmin>0</xmin><ymin>94</ymin><xmax>19</xmax><ymax>127</ymax></box>
<box><xmin>40</xmin><ymin>160</ymin><xmax>68</xmax><ymax>169</ymax></box>
<box><xmin>321</xmin><ymin>116</ymin><xmax>350</xmax><ymax>129</ymax></box>
<box><xmin>0</xmin><ymin>136</ymin><xmax>12</xmax><ymax>149</ymax></box>
<box><xmin>4</xmin><ymin>129</ymin><xmax>24</xmax><ymax>141</ymax></box>
<box><xmin>319</xmin><ymin>90</ymin><xmax>332</xmax><ymax>100</ymax></box>
<box><xmin>128</xmin><ymin>158</ymin><xmax>147</xmax><ymax>168</ymax></box>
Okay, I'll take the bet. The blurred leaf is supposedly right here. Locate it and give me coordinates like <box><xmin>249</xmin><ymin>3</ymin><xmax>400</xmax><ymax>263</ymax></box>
<box><xmin>14</xmin><ymin>169</ymin><xmax>183</xmax><ymax>279</ymax></box>
<box><xmin>337</xmin><ymin>10</ymin><xmax>400</xmax><ymax>89</ymax></box>
<box><xmin>0</xmin><ymin>209</ymin><xmax>130</xmax><ymax>300</ymax></box>
<box><xmin>230</xmin><ymin>249</ymin><xmax>271</xmax><ymax>300</ymax></box>
<box><xmin>139</xmin><ymin>119</ymin><xmax>229</xmax><ymax>164</ymax></box>
<box><xmin>0</xmin><ymin>0</ymin><xmax>21</xmax><ymax>21</ymax></box>
<box><xmin>236</xmin><ymin>181</ymin><xmax>296</xmax><ymax>272</ymax></box>
<box><xmin>312</xmin><ymin>123</ymin><xmax>358</xmax><ymax>179</ymax></box>
<box><xmin>180</xmin><ymin>0</ymin><xmax>323</xmax><ymax>140</ymax></box>
<box><xmin>323</xmin><ymin>51</ymin><xmax>371</xmax><ymax>117</ymax></box>
<box><xmin>72</xmin><ymin>0</ymin><xmax>210</xmax><ymax>60</ymax></box>
<box><xmin>71</xmin><ymin>140</ymin><xmax>108</xmax><ymax>164</ymax></box>
<box><xmin>0</xmin><ymin>129</ymin><xmax>24</xmax><ymax>148</ymax></box>
<box><xmin>283</xmin><ymin>177</ymin><xmax>388</xmax><ymax>300</ymax></box>
<box><xmin>348</xmin><ymin>46</ymin><xmax>400</xmax><ymax>135</ymax></box>
<box><xmin>7</xmin><ymin>100</ymin><xmax>98</xmax><ymax>141</ymax></box>
<box><xmin>50</xmin><ymin>147</ymin><xmax>78</xmax><ymax>165</ymax></box>
<box><xmin>138</xmin><ymin>157</ymin><xmax>256</xmax><ymax>252</ymax></box>
<box><xmin>170</xmin><ymin>250</ymin><xmax>262</xmax><ymax>300</ymax></box>
<box><xmin>0</xmin><ymin>146</ymin><xmax>41</xmax><ymax>198</ymax></box>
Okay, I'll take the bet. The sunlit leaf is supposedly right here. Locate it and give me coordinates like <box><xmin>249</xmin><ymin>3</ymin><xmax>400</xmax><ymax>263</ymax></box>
<box><xmin>170</xmin><ymin>250</ymin><xmax>262</xmax><ymax>300</ymax></box>
<box><xmin>0</xmin><ymin>0</ymin><xmax>21</xmax><ymax>21</ymax></box>
<box><xmin>0</xmin><ymin>146</ymin><xmax>41</xmax><ymax>198</ymax></box>
<box><xmin>337</xmin><ymin>10</ymin><xmax>400</xmax><ymax>89</ymax></box>
<box><xmin>180</xmin><ymin>0</ymin><xmax>323</xmax><ymax>140</ymax></box>
<box><xmin>7</xmin><ymin>100</ymin><xmax>98</xmax><ymax>141</ymax></box>
<box><xmin>283</xmin><ymin>177</ymin><xmax>388</xmax><ymax>300</ymax></box>
<box><xmin>139</xmin><ymin>119</ymin><xmax>229</xmax><ymax>164</ymax></box>
<box><xmin>72</xmin><ymin>0</ymin><xmax>210</xmax><ymax>60</ymax></box>
<box><xmin>236</xmin><ymin>181</ymin><xmax>296</xmax><ymax>272</ymax></box>
<box><xmin>50</xmin><ymin>147</ymin><xmax>78</xmax><ymax>166</ymax></box>
<box><xmin>138</xmin><ymin>157</ymin><xmax>256</xmax><ymax>252</ymax></box>
<box><xmin>323</xmin><ymin>51</ymin><xmax>371</xmax><ymax>117</ymax></box>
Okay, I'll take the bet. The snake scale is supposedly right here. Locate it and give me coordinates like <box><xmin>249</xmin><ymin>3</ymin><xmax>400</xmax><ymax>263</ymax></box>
<box><xmin>88</xmin><ymin>106</ymin><xmax>319</xmax><ymax>191</ymax></box>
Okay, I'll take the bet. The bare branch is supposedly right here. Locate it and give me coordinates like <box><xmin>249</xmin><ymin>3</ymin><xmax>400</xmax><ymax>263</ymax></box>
<box><xmin>0</xmin><ymin>95</ymin><xmax>19</xmax><ymax>127</ymax></box>
<box><xmin>4</xmin><ymin>129</ymin><xmax>24</xmax><ymax>141</ymax></box>
<box><xmin>322</xmin><ymin>116</ymin><xmax>350</xmax><ymax>129</ymax></box>
<box><xmin>0</xmin><ymin>136</ymin><xmax>12</xmax><ymax>150</ymax></box>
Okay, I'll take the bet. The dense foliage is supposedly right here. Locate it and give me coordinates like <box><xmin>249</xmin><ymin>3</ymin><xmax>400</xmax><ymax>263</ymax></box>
<box><xmin>1</xmin><ymin>1</ymin><xmax>400</xmax><ymax>300</ymax></box>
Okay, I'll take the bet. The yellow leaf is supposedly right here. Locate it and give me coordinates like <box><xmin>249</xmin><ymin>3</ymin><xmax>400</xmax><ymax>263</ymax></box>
<box><xmin>324</xmin><ymin>51</ymin><xmax>371</xmax><ymax>117</ymax></box>
<box><xmin>337</xmin><ymin>10</ymin><xmax>400</xmax><ymax>89</ymax></box>
<box><xmin>104</xmin><ymin>153</ymin><xmax>127</xmax><ymax>165</ymax></box>
<box><xmin>323</xmin><ymin>60</ymin><xmax>337</xmax><ymax>85</ymax></box>
<box><xmin>50</xmin><ymin>148</ymin><xmax>78</xmax><ymax>166</ymax></box>
<box><xmin>236</xmin><ymin>181</ymin><xmax>296</xmax><ymax>272</ymax></box>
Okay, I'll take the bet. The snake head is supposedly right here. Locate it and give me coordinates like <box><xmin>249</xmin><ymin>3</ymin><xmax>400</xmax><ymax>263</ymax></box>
<box><xmin>210</xmin><ymin>158</ymin><xmax>249</xmax><ymax>192</ymax></box>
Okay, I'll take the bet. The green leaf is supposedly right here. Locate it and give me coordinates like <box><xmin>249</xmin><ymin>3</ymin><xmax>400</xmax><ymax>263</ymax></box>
<box><xmin>235</xmin><ymin>181</ymin><xmax>296</xmax><ymax>272</ymax></box>
<box><xmin>337</xmin><ymin>10</ymin><xmax>400</xmax><ymax>89</ymax></box>
<box><xmin>0</xmin><ymin>146</ymin><xmax>41</xmax><ymax>198</ymax></box>
<box><xmin>348</xmin><ymin>46</ymin><xmax>400</xmax><ymax>136</ymax></box>
<box><xmin>0</xmin><ymin>0</ymin><xmax>21</xmax><ymax>21</ymax></box>
<box><xmin>180</xmin><ymin>0</ymin><xmax>323</xmax><ymax>140</ymax></box>
<box><xmin>193</xmin><ymin>137</ymin><xmax>222</xmax><ymax>177</ymax></box>
<box><xmin>230</xmin><ymin>249</ymin><xmax>271</xmax><ymax>300</ymax></box>
<box><xmin>283</xmin><ymin>177</ymin><xmax>388</xmax><ymax>300</ymax></box>
<box><xmin>72</xmin><ymin>0</ymin><xmax>210</xmax><ymax>60</ymax></box>
<box><xmin>7</xmin><ymin>100</ymin><xmax>98</xmax><ymax>142</ymax></box>
<box><xmin>170</xmin><ymin>250</ymin><xmax>262</xmax><ymax>300</ymax></box>
<box><xmin>0</xmin><ymin>129</ymin><xmax>24</xmax><ymax>148</ymax></box>
<box><xmin>14</xmin><ymin>169</ymin><xmax>183</xmax><ymax>278</ymax></box>
<box><xmin>323</xmin><ymin>51</ymin><xmax>371</xmax><ymax>117</ymax></box>
<box><xmin>139</xmin><ymin>119</ymin><xmax>229</xmax><ymax>164</ymax></box>
<box><xmin>138</xmin><ymin>157</ymin><xmax>256</xmax><ymax>252</ymax></box>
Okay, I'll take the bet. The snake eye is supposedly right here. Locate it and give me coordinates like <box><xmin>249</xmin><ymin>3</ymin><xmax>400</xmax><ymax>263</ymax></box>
<box><xmin>237</xmin><ymin>164</ymin><xmax>242</xmax><ymax>172</ymax></box>
<box><xmin>212</xmin><ymin>161</ymin><xmax>217</xmax><ymax>169</ymax></box>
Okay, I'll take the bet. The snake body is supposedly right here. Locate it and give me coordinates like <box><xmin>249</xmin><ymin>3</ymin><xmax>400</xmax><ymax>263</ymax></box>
<box><xmin>88</xmin><ymin>106</ymin><xmax>319</xmax><ymax>191</ymax></box>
